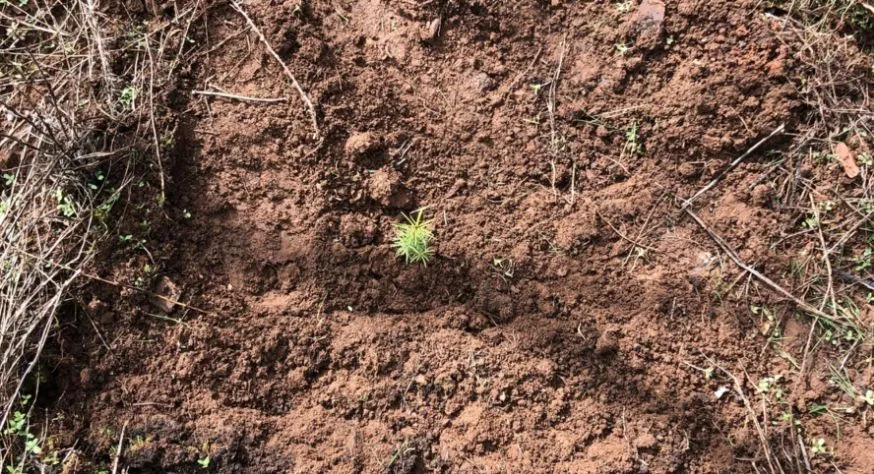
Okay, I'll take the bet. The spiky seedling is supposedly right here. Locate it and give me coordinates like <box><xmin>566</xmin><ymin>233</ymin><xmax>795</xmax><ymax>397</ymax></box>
<box><xmin>392</xmin><ymin>209</ymin><xmax>434</xmax><ymax>265</ymax></box>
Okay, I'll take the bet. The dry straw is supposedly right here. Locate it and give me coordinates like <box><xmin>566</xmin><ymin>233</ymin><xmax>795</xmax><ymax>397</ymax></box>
<box><xmin>1</xmin><ymin>0</ymin><xmax>200</xmax><ymax>465</ymax></box>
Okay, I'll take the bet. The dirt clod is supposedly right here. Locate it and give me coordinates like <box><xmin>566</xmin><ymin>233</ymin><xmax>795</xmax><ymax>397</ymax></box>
<box><xmin>149</xmin><ymin>276</ymin><xmax>180</xmax><ymax>313</ymax></box>
<box><xmin>634</xmin><ymin>432</ymin><xmax>658</xmax><ymax>450</ymax></box>
<box><xmin>595</xmin><ymin>330</ymin><xmax>620</xmax><ymax>356</ymax></box>
<box><xmin>367</xmin><ymin>168</ymin><xmax>412</xmax><ymax>208</ymax></box>
<box><xmin>344</xmin><ymin>131</ymin><xmax>377</xmax><ymax>159</ymax></box>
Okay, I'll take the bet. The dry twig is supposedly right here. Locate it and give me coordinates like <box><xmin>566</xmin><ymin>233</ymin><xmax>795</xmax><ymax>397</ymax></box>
<box><xmin>192</xmin><ymin>89</ymin><xmax>289</xmax><ymax>104</ymax></box>
<box><xmin>230</xmin><ymin>1</ymin><xmax>320</xmax><ymax>137</ymax></box>
<box><xmin>682</xmin><ymin>124</ymin><xmax>786</xmax><ymax>208</ymax></box>
<box><xmin>684</xmin><ymin>207</ymin><xmax>843</xmax><ymax>325</ymax></box>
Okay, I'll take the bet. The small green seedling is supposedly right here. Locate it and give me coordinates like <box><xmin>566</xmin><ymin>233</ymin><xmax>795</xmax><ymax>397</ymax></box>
<box><xmin>54</xmin><ymin>189</ymin><xmax>76</xmax><ymax>218</ymax></box>
<box><xmin>616</xmin><ymin>0</ymin><xmax>633</xmax><ymax>14</ymax></box>
<box><xmin>860</xmin><ymin>389</ymin><xmax>874</xmax><ymax>406</ymax></box>
<box><xmin>392</xmin><ymin>209</ymin><xmax>434</xmax><ymax>265</ymax></box>
<box><xmin>810</xmin><ymin>438</ymin><xmax>827</xmax><ymax>455</ymax></box>
<box><xmin>197</xmin><ymin>456</ymin><xmax>211</xmax><ymax>469</ymax></box>
<box><xmin>623</xmin><ymin>121</ymin><xmax>642</xmax><ymax>156</ymax></box>
<box><xmin>119</xmin><ymin>86</ymin><xmax>138</xmax><ymax>109</ymax></box>
<box><xmin>614</xmin><ymin>43</ymin><xmax>631</xmax><ymax>56</ymax></box>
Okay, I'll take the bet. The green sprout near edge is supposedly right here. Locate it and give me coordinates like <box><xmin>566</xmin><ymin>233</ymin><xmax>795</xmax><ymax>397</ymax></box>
<box><xmin>392</xmin><ymin>209</ymin><xmax>434</xmax><ymax>265</ymax></box>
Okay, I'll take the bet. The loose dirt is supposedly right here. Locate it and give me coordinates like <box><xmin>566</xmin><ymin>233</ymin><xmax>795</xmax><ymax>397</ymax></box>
<box><xmin>36</xmin><ymin>0</ymin><xmax>874</xmax><ymax>472</ymax></box>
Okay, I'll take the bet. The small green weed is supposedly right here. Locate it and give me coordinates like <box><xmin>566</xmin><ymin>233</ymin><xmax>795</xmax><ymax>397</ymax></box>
<box><xmin>616</xmin><ymin>0</ymin><xmax>634</xmax><ymax>14</ymax></box>
<box><xmin>391</xmin><ymin>209</ymin><xmax>434</xmax><ymax>265</ymax></box>
<box><xmin>847</xmin><ymin>2</ymin><xmax>874</xmax><ymax>32</ymax></box>
<box><xmin>119</xmin><ymin>86</ymin><xmax>138</xmax><ymax>110</ymax></box>
<box><xmin>128</xmin><ymin>434</ymin><xmax>153</xmax><ymax>453</ymax></box>
<box><xmin>54</xmin><ymin>189</ymin><xmax>77</xmax><ymax>218</ymax></box>
<box><xmin>2</xmin><ymin>395</ymin><xmax>59</xmax><ymax>473</ymax></box>
<box><xmin>614</xmin><ymin>42</ymin><xmax>631</xmax><ymax>56</ymax></box>
<box><xmin>810</xmin><ymin>437</ymin><xmax>828</xmax><ymax>456</ymax></box>
<box><xmin>623</xmin><ymin>121</ymin><xmax>642</xmax><ymax>157</ymax></box>
<box><xmin>195</xmin><ymin>440</ymin><xmax>211</xmax><ymax>469</ymax></box>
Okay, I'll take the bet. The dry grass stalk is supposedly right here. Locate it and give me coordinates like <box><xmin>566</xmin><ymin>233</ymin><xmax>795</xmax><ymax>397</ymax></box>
<box><xmin>1</xmin><ymin>0</ymin><xmax>201</xmax><ymax>467</ymax></box>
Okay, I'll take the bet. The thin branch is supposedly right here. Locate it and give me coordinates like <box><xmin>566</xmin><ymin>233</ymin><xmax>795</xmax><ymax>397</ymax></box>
<box><xmin>112</xmin><ymin>421</ymin><xmax>128</xmax><ymax>474</ymax></box>
<box><xmin>230</xmin><ymin>0</ymin><xmax>320</xmax><ymax>137</ymax></box>
<box><xmin>192</xmin><ymin>89</ymin><xmax>288</xmax><ymax>104</ymax></box>
<box><xmin>684</xmin><ymin>207</ymin><xmax>844</xmax><ymax>326</ymax></box>
<box><xmin>14</xmin><ymin>248</ymin><xmax>211</xmax><ymax>315</ymax></box>
<box><xmin>683</xmin><ymin>124</ymin><xmax>786</xmax><ymax>208</ymax></box>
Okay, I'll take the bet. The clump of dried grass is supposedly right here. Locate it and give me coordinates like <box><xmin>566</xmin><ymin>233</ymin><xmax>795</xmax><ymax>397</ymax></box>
<box><xmin>777</xmin><ymin>3</ymin><xmax>873</xmax><ymax>146</ymax></box>
<box><xmin>1</xmin><ymin>0</ymin><xmax>200</xmax><ymax>466</ymax></box>
<box><xmin>733</xmin><ymin>3</ymin><xmax>874</xmax><ymax>473</ymax></box>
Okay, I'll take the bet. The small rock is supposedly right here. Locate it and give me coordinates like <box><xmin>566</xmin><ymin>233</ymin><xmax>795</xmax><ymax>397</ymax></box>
<box><xmin>286</xmin><ymin>367</ymin><xmax>308</xmax><ymax>391</ymax></box>
<box><xmin>595</xmin><ymin>125</ymin><xmax>610</xmax><ymax>138</ymax></box>
<box><xmin>149</xmin><ymin>276</ymin><xmax>180</xmax><ymax>313</ymax></box>
<box><xmin>678</xmin><ymin>161</ymin><xmax>699</xmax><ymax>178</ymax></box>
<box><xmin>765</xmin><ymin>58</ymin><xmax>785</xmax><ymax>78</ymax></box>
<box><xmin>835</xmin><ymin>142</ymin><xmax>859</xmax><ymax>179</ymax></box>
<box><xmin>627</xmin><ymin>0</ymin><xmax>665</xmax><ymax>50</ymax></box>
<box><xmin>419</xmin><ymin>17</ymin><xmax>442</xmax><ymax>42</ymax></box>
<box><xmin>750</xmin><ymin>184</ymin><xmax>772</xmax><ymax>207</ymax></box>
<box><xmin>471</xmin><ymin>72</ymin><xmax>495</xmax><ymax>94</ymax></box>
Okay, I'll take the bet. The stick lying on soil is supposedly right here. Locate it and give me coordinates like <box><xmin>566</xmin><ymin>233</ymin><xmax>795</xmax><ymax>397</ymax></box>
<box><xmin>682</xmin><ymin>124</ymin><xmax>786</xmax><ymax>208</ymax></box>
<box><xmin>684</xmin><ymin>207</ymin><xmax>841</xmax><ymax>325</ymax></box>
<box><xmin>111</xmin><ymin>421</ymin><xmax>128</xmax><ymax>474</ymax></box>
<box><xmin>696</xmin><ymin>351</ymin><xmax>785</xmax><ymax>474</ymax></box>
<box><xmin>10</xmin><ymin>245</ymin><xmax>211</xmax><ymax>316</ymax></box>
<box><xmin>192</xmin><ymin>89</ymin><xmax>289</xmax><ymax>104</ymax></box>
<box><xmin>230</xmin><ymin>1</ymin><xmax>319</xmax><ymax>137</ymax></box>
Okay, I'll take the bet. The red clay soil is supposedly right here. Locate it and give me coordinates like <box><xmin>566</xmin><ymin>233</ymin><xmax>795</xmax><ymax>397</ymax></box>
<box><xmin>40</xmin><ymin>0</ymin><xmax>874</xmax><ymax>472</ymax></box>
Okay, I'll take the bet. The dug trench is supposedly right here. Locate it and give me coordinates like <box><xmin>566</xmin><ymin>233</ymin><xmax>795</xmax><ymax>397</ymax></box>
<box><xmin>35</xmin><ymin>0</ymin><xmax>873</xmax><ymax>472</ymax></box>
